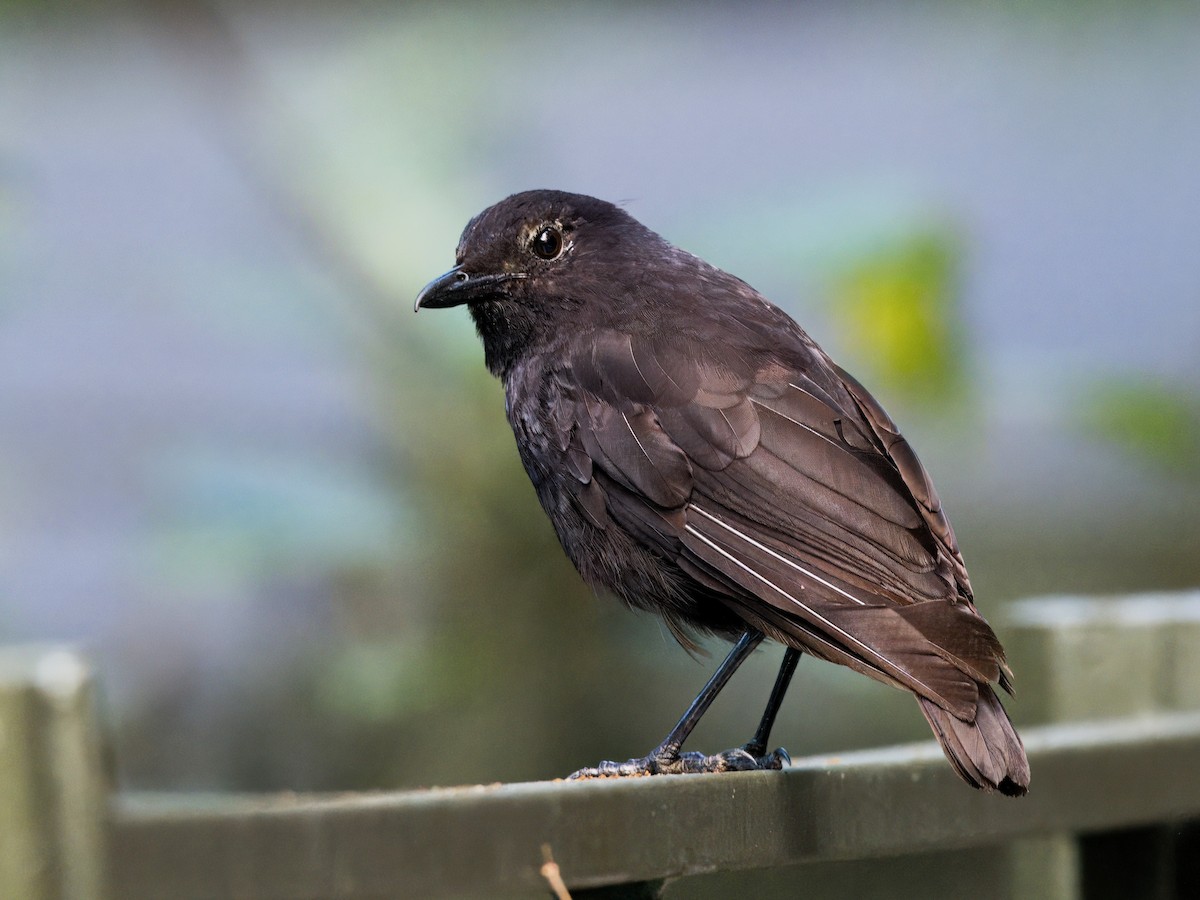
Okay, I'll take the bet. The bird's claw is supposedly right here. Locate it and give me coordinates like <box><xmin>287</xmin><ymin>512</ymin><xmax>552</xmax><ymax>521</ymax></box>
<box><xmin>567</xmin><ymin>745</ymin><xmax>789</xmax><ymax>779</ymax></box>
<box><xmin>675</xmin><ymin>745</ymin><xmax>790</xmax><ymax>773</ymax></box>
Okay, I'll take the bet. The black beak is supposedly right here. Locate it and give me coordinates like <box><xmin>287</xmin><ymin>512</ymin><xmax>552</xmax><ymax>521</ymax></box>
<box><xmin>413</xmin><ymin>266</ymin><xmax>525</xmax><ymax>312</ymax></box>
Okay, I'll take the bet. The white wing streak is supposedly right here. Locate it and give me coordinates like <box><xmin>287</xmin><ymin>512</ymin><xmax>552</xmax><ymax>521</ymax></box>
<box><xmin>689</xmin><ymin>505</ymin><xmax>868</xmax><ymax>606</ymax></box>
<box><xmin>620</xmin><ymin>411</ymin><xmax>651</xmax><ymax>462</ymax></box>
<box><xmin>684</xmin><ymin>510</ymin><xmax>940</xmax><ymax>700</ymax></box>
<box><xmin>748</xmin><ymin>397</ymin><xmax>843</xmax><ymax>451</ymax></box>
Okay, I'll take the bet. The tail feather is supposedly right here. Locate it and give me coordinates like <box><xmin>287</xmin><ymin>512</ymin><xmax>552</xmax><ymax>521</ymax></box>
<box><xmin>918</xmin><ymin>686</ymin><xmax>1029</xmax><ymax>796</ymax></box>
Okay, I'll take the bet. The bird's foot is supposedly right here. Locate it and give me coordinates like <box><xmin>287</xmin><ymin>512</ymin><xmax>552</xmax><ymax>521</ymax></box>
<box><xmin>675</xmin><ymin>744</ymin><xmax>791</xmax><ymax>773</ymax></box>
<box><xmin>568</xmin><ymin>744</ymin><xmax>789</xmax><ymax>779</ymax></box>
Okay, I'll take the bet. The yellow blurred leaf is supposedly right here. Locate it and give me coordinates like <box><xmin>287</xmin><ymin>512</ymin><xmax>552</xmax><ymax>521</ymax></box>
<box><xmin>829</xmin><ymin>230</ymin><xmax>965</xmax><ymax>405</ymax></box>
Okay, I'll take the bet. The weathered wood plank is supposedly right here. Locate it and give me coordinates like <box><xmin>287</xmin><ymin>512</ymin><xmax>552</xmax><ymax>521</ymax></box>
<box><xmin>0</xmin><ymin>646</ymin><xmax>109</xmax><ymax>900</ymax></box>
<box><xmin>1006</xmin><ymin>590</ymin><xmax>1200</xmax><ymax>722</ymax></box>
<box><xmin>110</xmin><ymin>712</ymin><xmax>1200</xmax><ymax>899</ymax></box>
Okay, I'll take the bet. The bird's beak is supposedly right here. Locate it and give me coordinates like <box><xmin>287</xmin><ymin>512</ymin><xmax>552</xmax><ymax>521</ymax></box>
<box><xmin>413</xmin><ymin>266</ymin><xmax>525</xmax><ymax>312</ymax></box>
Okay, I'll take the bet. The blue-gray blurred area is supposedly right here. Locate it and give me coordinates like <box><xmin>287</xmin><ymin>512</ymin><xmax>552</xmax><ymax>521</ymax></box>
<box><xmin>0</xmin><ymin>1</ymin><xmax>1197</xmax><ymax>792</ymax></box>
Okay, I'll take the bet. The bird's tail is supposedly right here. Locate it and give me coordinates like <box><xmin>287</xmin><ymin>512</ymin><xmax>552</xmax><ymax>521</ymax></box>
<box><xmin>918</xmin><ymin>686</ymin><xmax>1030</xmax><ymax>796</ymax></box>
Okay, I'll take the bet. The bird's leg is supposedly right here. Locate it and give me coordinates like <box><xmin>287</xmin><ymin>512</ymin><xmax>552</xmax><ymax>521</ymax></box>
<box><xmin>742</xmin><ymin>647</ymin><xmax>801</xmax><ymax>757</ymax></box>
<box><xmin>669</xmin><ymin>645</ymin><xmax>798</xmax><ymax>774</ymax></box>
<box><xmin>570</xmin><ymin>629</ymin><xmax>789</xmax><ymax>778</ymax></box>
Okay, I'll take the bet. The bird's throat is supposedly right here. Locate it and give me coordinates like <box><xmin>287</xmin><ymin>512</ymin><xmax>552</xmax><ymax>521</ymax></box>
<box><xmin>469</xmin><ymin>299</ymin><xmax>540</xmax><ymax>379</ymax></box>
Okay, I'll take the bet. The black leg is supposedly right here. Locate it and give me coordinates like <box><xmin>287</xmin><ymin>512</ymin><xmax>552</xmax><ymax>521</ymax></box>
<box><xmin>744</xmin><ymin>647</ymin><xmax>801</xmax><ymax>757</ymax></box>
<box><xmin>570</xmin><ymin>629</ymin><xmax>789</xmax><ymax>778</ymax></box>
<box><xmin>653</xmin><ymin>629</ymin><xmax>763</xmax><ymax>759</ymax></box>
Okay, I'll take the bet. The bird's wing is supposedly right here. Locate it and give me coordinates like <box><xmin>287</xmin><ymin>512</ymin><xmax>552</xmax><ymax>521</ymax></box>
<box><xmin>830</xmin><ymin>362</ymin><xmax>974</xmax><ymax>600</ymax></box>
<box><xmin>563</xmin><ymin>328</ymin><xmax>1007</xmax><ymax>716</ymax></box>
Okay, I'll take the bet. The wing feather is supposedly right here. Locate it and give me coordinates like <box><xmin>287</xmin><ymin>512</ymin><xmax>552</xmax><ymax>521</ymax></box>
<box><xmin>832</xmin><ymin>362</ymin><xmax>972</xmax><ymax>598</ymax></box>
<box><xmin>681</xmin><ymin>503</ymin><xmax>981</xmax><ymax>717</ymax></box>
<box><xmin>577</xmin><ymin>398</ymin><xmax>691</xmax><ymax>509</ymax></box>
<box><xmin>556</xmin><ymin>327</ymin><xmax>1010</xmax><ymax>716</ymax></box>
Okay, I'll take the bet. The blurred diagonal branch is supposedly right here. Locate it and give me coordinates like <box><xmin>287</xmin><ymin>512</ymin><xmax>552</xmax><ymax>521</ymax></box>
<box><xmin>134</xmin><ymin>0</ymin><xmax>413</xmax><ymax>364</ymax></box>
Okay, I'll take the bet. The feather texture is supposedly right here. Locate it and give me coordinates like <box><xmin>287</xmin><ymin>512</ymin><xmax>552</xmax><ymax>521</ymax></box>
<box><xmin>429</xmin><ymin>189</ymin><xmax>1028</xmax><ymax>794</ymax></box>
<box><xmin>547</xmin><ymin>326</ymin><xmax>1027</xmax><ymax>793</ymax></box>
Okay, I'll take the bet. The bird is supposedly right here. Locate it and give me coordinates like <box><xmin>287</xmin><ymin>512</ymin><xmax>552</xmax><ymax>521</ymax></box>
<box><xmin>414</xmin><ymin>189</ymin><xmax>1029</xmax><ymax>795</ymax></box>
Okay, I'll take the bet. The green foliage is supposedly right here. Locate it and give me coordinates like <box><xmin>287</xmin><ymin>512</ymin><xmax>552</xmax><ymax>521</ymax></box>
<box><xmin>1081</xmin><ymin>375</ymin><xmax>1200</xmax><ymax>478</ymax></box>
<box><xmin>828</xmin><ymin>228</ymin><xmax>967</xmax><ymax>407</ymax></box>
<box><xmin>672</xmin><ymin>190</ymin><xmax>970</xmax><ymax>410</ymax></box>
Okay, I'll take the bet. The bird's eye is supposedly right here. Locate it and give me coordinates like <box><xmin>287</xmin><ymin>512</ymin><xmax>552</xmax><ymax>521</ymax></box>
<box><xmin>531</xmin><ymin>225</ymin><xmax>565</xmax><ymax>260</ymax></box>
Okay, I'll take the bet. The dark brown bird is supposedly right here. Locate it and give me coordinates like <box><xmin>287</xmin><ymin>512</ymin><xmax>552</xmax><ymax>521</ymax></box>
<box><xmin>415</xmin><ymin>189</ymin><xmax>1029</xmax><ymax>795</ymax></box>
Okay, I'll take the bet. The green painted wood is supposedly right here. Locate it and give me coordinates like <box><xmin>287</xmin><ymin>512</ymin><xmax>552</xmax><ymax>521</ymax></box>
<box><xmin>0</xmin><ymin>646</ymin><xmax>109</xmax><ymax>900</ymax></box>
<box><xmin>0</xmin><ymin>663</ymin><xmax>47</xmax><ymax>899</ymax></box>
<box><xmin>9</xmin><ymin>592</ymin><xmax>1200</xmax><ymax>899</ymax></box>
<box><xmin>667</xmin><ymin>835</ymin><xmax>1079</xmax><ymax>900</ymax></box>
<box><xmin>109</xmin><ymin>712</ymin><xmax>1200</xmax><ymax>899</ymax></box>
<box><xmin>1007</xmin><ymin>591</ymin><xmax>1200</xmax><ymax>723</ymax></box>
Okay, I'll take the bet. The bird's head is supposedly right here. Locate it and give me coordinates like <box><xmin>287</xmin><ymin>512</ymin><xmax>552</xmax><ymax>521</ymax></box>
<box><xmin>414</xmin><ymin>189</ymin><xmax>652</xmax><ymax>313</ymax></box>
<box><xmin>414</xmin><ymin>190</ymin><xmax>668</xmax><ymax>374</ymax></box>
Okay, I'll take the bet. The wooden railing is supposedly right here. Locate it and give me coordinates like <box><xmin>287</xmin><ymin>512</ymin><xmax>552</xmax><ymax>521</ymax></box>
<box><xmin>4</xmin><ymin>591</ymin><xmax>1200</xmax><ymax>899</ymax></box>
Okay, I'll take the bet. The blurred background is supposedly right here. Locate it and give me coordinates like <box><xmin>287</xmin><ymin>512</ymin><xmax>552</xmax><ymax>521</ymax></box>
<box><xmin>0</xmin><ymin>0</ymin><xmax>1198</xmax><ymax>802</ymax></box>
